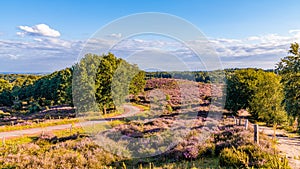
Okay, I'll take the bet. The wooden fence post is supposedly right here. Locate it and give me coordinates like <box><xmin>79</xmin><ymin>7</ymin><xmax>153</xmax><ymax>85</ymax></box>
<box><xmin>239</xmin><ymin>119</ymin><xmax>242</xmax><ymax>126</ymax></box>
<box><xmin>70</xmin><ymin>124</ymin><xmax>73</xmax><ymax>133</ymax></box>
<box><xmin>233</xmin><ymin>116</ymin><xmax>236</xmax><ymax>125</ymax></box>
<box><xmin>245</xmin><ymin>119</ymin><xmax>249</xmax><ymax>130</ymax></box>
<box><xmin>254</xmin><ymin>124</ymin><xmax>259</xmax><ymax>144</ymax></box>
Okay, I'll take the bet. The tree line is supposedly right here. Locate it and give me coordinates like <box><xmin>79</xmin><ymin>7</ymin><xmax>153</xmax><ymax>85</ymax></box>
<box><xmin>0</xmin><ymin>53</ymin><xmax>145</xmax><ymax>115</ymax></box>
<box><xmin>145</xmin><ymin>70</ymin><xmax>226</xmax><ymax>83</ymax></box>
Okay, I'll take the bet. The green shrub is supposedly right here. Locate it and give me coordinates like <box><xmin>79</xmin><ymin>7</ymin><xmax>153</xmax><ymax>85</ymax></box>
<box><xmin>166</xmin><ymin>104</ymin><xmax>173</xmax><ymax>112</ymax></box>
<box><xmin>219</xmin><ymin>147</ymin><xmax>249</xmax><ymax>168</ymax></box>
<box><xmin>201</xmin><ymin>142</ymin><xmax>215</xmax><ymax>157</ymax></box>
<box><xmin>28</xmin><ymin>101</ymin><xmax>42</xmax><ymax>113</ymax></box>
<box><xmin>166</xmin><ymin>94</ymin><xmax>170</xmax><ymax>101</ymax></box>
<box><xmin>265</xmin><ymin>153</ymin><xmax>290</xmax><ymax>169</ymax></box>
<box><xmin>219</xmin><ymin>145</ymin><xmax>291</xmax><ymax>169</ymax></box>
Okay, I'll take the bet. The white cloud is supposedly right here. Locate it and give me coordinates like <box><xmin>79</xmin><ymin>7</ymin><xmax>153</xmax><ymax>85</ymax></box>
<box><xmin>2</xmin><ymin>29</ymin><xmax>300</xmax><ymax>71</ymax></box>
<box><xmin>289</xmin><ymin>29</ymin><xmax>300</xmax><ymax>34</ymax></box>
<box><xmin>247</xmin><ymin>36</ymin><xmax>260</xmax><ymax>41</ymax></box>
<box><xmin>108</xmin><ymin>33</ymin><xmax>122</xmax><ymax>38</ymax></box>
<box><xmin>6</xmin><ymin>54</ymin><xmax>18</xmax><ymax>60</ymax></box>
<box><xmin>211</xmin><ymin>32</ymin><xmax>294</xmax><ymax>59</ymax></box>
<box><xmin>17</xmin><ymin>24</ymin><xmax>61</xmax><ymax>37</ymax></box>
<box><xmin>289</xmin><ymin>29</ymin><xmax>300</xmax><ymax>39</ymax></box>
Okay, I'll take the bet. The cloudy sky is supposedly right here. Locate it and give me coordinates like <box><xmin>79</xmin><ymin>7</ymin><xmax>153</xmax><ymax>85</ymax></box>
<box><xmin>1</xmin><ymin>0</ymin><xmax>300</xmax><ymax>72</ymax></box>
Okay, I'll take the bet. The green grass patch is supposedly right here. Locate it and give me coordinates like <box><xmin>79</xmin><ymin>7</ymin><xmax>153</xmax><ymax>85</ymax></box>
<box><xmin>0</xmin><ymin>135</ymin><xmax>34</xmax><ymax>146</ymax></box>
<box><xmin>0</xmin><ymin>120</ymin><xmax>126</xmax><ymax>144</ymax></box>
<box><xmin>131</xmin><ymin>103</ymin><xmax>150</xmax><ymax>111</ymax></box>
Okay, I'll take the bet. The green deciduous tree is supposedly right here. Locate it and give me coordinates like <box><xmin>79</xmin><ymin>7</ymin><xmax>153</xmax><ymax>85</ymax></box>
<box><xmin>73</xmin><ymin>53</ymin><xmax>145</xmax><ymax>114</ymax></box>
<box><xmin>225</xmin><ymin>69</ymin><xmax>287</xmax><ymax>124</ymax></box>
<box><xmin>73</xmin><ymin>53</ymin><xmax>101</xmax><ymax>113</ymax></box>
<box><xmin>95</xmin><ymin>53</ymin><xmax>119</xmax><ymax>114</ymax></box>
<box><xmin>249</xmin><ymin>72</ymin><xmax>287</xmax><ymax>124</ymax></box>
<box><xmin>276</xmin><ymin>42</ymin><xmax>300</xmax><ymax>119</ymax></box>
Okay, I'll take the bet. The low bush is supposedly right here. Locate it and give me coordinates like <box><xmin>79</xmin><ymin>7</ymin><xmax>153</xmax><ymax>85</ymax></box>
<box><xmin>0</xmin><ymin>137</ymin><xmax>118</xmax><ymax>169</ymax></box>
<box><xmin>219</xmin><ymin>145</ymin><xmax>291</xmax><ymax>169</ymax></box>
<box><xmin>219</xmin><ymin>147</ymin><xmax>249</xmax><ymax>168</ymax></box>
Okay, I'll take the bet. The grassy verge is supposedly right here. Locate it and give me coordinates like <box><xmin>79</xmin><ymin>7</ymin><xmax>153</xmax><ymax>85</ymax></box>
<box><xmin>0</xmin><ymin>119</ymin><xmax>126</xmax><ymax>145</ymax></box>
<box><xmin>0</xmin><ymin>104</ymin><xmax>142</xmax><ymax>133</ymax></box>
<box><xmin>0</xmin><ymin>126</ymin><xmax>84</xmax><ymax>146</ymax></box>
<box><xmin>131</xmin><ymin>102</ymin><xmax>150</xmax><ymax>111</ymax></box>
<box><xmin>101</xmin><ymin>110</ymin><xmax>124</xmax><ymax>118</ymax></box>
<box><xmin>0</xmin><ymin>118</ymin><xmax>80</xmax><ymax>133</ymax></box>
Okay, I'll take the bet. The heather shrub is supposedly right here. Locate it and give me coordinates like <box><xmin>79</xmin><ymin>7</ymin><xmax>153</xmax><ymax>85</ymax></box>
<box><xmin>219</xmin><ymin>147</ymin><xmax>249</xmax><ymax>168</ymax></box>
<box><xmin>214</xmin><ymin>127</ymin><xmax>252</xmax><ymax>155</ymax></box>
<box><xmin>0</xmin><ymin>137</ymin><xmax>118</xmax><ymax>169</ymax></box>
<box><xmin>201</xmin><ymin>142</ymin><xmax>215</xmax><ymax>157</ymax></box>
<box><xmin>219</xmin><ymin>144</ymin><xmax>291</xmax><ymax>169</ymax></box>
<box><xmin>214</xmin><ymin>125</ymin><xmax>290</xmax><ymax>168</ymax></box>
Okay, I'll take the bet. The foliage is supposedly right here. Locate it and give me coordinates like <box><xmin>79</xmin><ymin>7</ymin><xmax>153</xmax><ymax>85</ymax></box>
<box><xmin>0</xmin><ymin>53</ymin><xmax>145</xmax><ymax>115</ymax></box>
<box><xmin>0</xmin><ymin>79</ymin><xmax>12</xmax><ymax>92</ymax></box>
<box><xmin>0</xmin><ymin>89</ymin><xmax>13</xmax><ymax>106</ymax></box>
<box><xmin>0</xmin><ymin>68</ymin><xmax>73</xmax><ymax>110</ymax></box>
<box><xmin>72</xmin><ymin>53</ymin><xmax>101</xmax><ymax>113</ymax></box>
<box><xmin>28</xmin><ymin>101</ymin><xmax>42</xmax><ymax>113</ymax></box>
<box><xmin>219</xmin><ymin>147</ymin><xmax>249</xmax><ymax>168</ymax></box>
<box><xmin>276</xmin><ymin>42</ymin><xmax>300</xmax><ymax>120</ymax></box>
<box><xmin>73</xmin><ymin>53</ymin><xmax>145</xmax><ymax>114</ymax></box>
<box><xmin>219</xmin><ymin>145</ymin><xmax>291</xmax><ymax>169</ymax></box>
<box><xmin>145</xmin><ymin>70</ymin><xmax>226</xmax><ymax>83</ymax></box>
<box><xmin>0</xmin><ymin>74</ymin><xmax>41</xmax><ymax>84</ymax></box>
<box><xmin>215</xmin><ymin>126</ymin><xmax>290</xmax><ymax>168</ymax></box>
<box><xmin>225</xmin><ymin>69</ymin><xmax>287</xmax><ymax>124</ymax></box>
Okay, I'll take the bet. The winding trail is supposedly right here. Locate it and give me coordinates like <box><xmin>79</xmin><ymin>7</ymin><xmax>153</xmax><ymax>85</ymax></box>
<box><xmin>0</xmin><ymin>104</ymin><xmax>140</xmax><ymax>139</ymax></box>
<box><xmin>260</xmin><ymin>126</ymin><xmax>300</xmax><ymax>169</ymax></box>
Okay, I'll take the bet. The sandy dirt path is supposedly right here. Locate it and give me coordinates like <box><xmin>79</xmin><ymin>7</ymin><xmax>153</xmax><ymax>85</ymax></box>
<box><xmin>260</xmin><ymin>126</ymin><xmax>300</xmax><ymax>169</ymax></box>
<box><xmin>0</xmin><ymin>104</ymin><xmax>140</xmax><ymax>139</ymax></box>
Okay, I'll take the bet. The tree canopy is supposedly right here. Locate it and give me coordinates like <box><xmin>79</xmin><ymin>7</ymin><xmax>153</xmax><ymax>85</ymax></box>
<box><xmin>73</xmin><ymin>53</ymin><xmax>145</xmax><ymax>114</ymax></box>
<box><xmin>276</xmin><ymin>42</ymin><xmax>300</xmax><ymax>118</ymax></box>
<box><xmin>225</xmin><ymin>69</ymin><xmax>287</xmax><ymax>124</ymax></box>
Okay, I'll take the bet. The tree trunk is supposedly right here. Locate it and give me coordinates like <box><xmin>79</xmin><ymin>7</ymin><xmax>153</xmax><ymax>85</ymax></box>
<box><xmin>103</xmin><ymin>106</ymin><xmax>106</xmax><ymax>115</ymax></box>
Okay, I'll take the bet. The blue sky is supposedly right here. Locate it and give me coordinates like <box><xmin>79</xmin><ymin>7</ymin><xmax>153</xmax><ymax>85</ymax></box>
<box><xmin>1</xmin><ymin>0</ymin><xmax>300</xmax><ymax>72</ymax></box>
